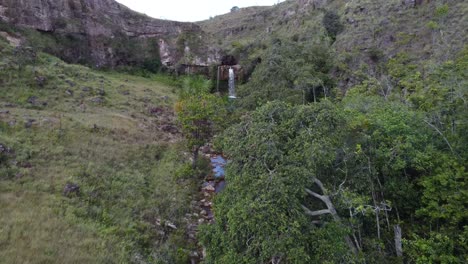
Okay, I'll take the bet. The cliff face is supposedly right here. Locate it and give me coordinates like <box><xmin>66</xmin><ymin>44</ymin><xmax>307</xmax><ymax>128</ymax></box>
<box><xmin>0</xmin><ymin>0</ymin><xmax>216</xmax><ymax>68</ymax></box>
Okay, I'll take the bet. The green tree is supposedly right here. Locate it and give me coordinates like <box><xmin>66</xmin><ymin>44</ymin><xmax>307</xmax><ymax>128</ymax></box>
<box><xmin>238</xmin><ymin>40</ymin><xmax>334</xmax><ymax>109</ymax></box>
<box><xmin>231</xmin><ymin>6</ymin><xmax>240</xmax><ymax>12</ymax></box>
<box><xmin>323</xmin><ymin>10</ymin><xmax>344</xmax><ymax>42</ymax></box>
<box><xmin>348</xmin><ymin>47</ymin><xmax>467</xmax><ymax>262</ymax></box>
<box><xmin>175</xmin><ymin>76</ymin><xmax>227</xmax><ymax>168</ymax></box>
<box><xmin>202</xmin><ymin>94</ymin><xmax>465</xmax><ymax>262</ymax></box>
<box><xmin>200</xmin><ymin>101</ymin><xmax>358</xmax><ymax>263</ymax></box>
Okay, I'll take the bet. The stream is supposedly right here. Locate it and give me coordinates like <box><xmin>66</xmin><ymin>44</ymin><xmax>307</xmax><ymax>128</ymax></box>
<box><xmin>199</xmin><ymin>154</ymin><xmax>227</xmax><ymax>221</ymax></box>
<box><xmin>188</xmin><ymin>153</ymin><xmax>228</xmax><ymax>263</ymax></box>
<box><xmin>209</xmin><ymin>155</ymin><xmax>227</xmax><ymax>192</ymax></box>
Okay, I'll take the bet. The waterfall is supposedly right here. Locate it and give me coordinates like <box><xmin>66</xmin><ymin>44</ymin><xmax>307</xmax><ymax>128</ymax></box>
<box><xmin>228</xmin><ymin>67</ymin><xmax>236</xmax><ymax>99</ymax></box>
<box><xmin>216</xmin><ymin>66</ymin><xmax>220</xmax><ymax>93</ymax></box>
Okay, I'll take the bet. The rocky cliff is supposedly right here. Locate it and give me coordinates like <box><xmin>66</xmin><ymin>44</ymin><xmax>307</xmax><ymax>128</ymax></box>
<box><xmin>0</xmin><ymin>0</ymin><xmax>217</xmax><ymax>68</ymax></box>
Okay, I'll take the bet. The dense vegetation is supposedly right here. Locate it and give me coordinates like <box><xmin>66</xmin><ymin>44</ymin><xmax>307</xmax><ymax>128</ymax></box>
<box><xmin>1</xmin><ymin>1</ymin><xmax>467</xmax><ymax>264</ymax></box>
<box><xmin>199</xmin><ymin>35</ymin><xmax>467</xmax><ymax>263</ymax></box>
<box><xmin>238</xmin><ymin>39</ymin><xmax>335</xmax><ymax>109</ymax></box>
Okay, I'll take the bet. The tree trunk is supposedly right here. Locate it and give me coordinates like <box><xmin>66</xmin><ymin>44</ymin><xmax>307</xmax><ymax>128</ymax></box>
<box><xmin>394</xmin><ymin>224</ymin><xmax>403</xmax><ymax>257</ymax></box>
<box><xmin>192</xmin><ymin>146</ymin><xmax>200</xmax><ymax>169</ymax></box>
<box><xmin>312</xmin><ymin>87</ymin><xmax>317</xmax><ymax>103</ymax></box>
<box><xmin>303</xmin><ymin>178</ymin><xmax>358</xmax><ymax>255</ymax></box>
<box><xmin>375</xmin><ymin>211</ymin><xmax>381</xmax><ymax>240</ymax></box>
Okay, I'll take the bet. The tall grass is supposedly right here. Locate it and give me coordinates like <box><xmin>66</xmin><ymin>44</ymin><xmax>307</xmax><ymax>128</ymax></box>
<box><xmin>0</xmin><ymin>38</ymin><xmax>198</xmax><ymax>263</ymax></box>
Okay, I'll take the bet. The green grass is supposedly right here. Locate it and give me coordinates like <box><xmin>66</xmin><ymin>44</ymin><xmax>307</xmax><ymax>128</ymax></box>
<box><xmin>0</xmin><ymin>38</ymin><xmax>199</xmax><ymax>263</ymax></box>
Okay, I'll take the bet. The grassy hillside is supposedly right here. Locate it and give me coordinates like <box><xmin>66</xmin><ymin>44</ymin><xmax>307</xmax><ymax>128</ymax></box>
<box><xmin>197</xmin><ymin>6</ymin><xmax>272</xmax><ymax>47</ymax></box>
<box><xmin>197</xmin><ymin>1</ymin><xmax>332</xmax><ymax>55</ymax></box>
<box><xmin>198</xmin><ymin>0</ymin><xmax>467</xmax><ymax>89</ymax></box>
<box><xmin>0</xmin><ymin>35</ymin><xmax>199</xmax><ymax>263</ymax></box>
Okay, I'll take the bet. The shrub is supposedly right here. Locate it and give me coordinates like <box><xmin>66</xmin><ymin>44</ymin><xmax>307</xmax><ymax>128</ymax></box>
<box><xmin>322</xmin><ymin>10</ymin><xmax>344</xmax><ymax>41</ymax></box>
<box><xmin>368</xmin><ymin>46</ymin><xmax>384</xmax><ymax>62</ymax></box>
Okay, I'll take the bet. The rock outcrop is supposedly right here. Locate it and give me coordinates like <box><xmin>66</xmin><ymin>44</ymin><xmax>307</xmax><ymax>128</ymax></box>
<box><xmin>0</xmin><ymin>0</ymin><xmax>213</xmax><ymax>68</ymax></box>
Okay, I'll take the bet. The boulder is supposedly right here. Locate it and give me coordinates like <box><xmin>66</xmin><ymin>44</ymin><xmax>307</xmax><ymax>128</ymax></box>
<box><xmin>35</xmin><ymin>76</ymin><xmax>47</xmax><ymax>87</ymax></box>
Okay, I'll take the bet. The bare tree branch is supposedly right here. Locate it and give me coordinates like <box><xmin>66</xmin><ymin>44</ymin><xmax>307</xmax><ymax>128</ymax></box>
<box><xmin>424</xmin><ymin>119</ymin><xmax>460</xmax><ymax>158</ymax></box>
<box><xmin>304</xmin><ymin>179</ymin><xmax>358</xmax><ymax>255</ymax></box>
<box><xmin>301</xmin><ymin>205</ymin><xmax>331</xmax><ymax>217</ymax></box>
<box><xmin>305</xmin><ymin>188</ymin><xmax>325</xmax><ymax>201</ymax></box>
<box><xmin>312</xmin><ymin>178</ymin><xmax>326</xmax><ymax>193</ymax></box>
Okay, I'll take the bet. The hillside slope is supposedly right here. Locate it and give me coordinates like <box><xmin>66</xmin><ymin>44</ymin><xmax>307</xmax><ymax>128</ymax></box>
<box><xmin>0</xmin><ymin>35</ymin><xmax>199</xmax><ymax>263</ymax></box>
<box><xmin>198</xmin><ymin>0</ymin><xmax>468</xmax><ymax>89</ymax></box>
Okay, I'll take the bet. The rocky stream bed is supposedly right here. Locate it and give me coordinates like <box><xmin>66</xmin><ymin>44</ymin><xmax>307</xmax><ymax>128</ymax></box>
<box><xmin>187</xmin><ymin>148</ymin><xmax>227</xmax><ymax>263</ymax></box>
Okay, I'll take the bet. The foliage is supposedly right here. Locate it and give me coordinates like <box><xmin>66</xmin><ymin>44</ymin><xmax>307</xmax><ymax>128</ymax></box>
<box><xmin>344</xmin><ymin>47</ymin><xmax>467</xmax><ymax>262</ymax></box>
<box><xmin>231</xmin><ymin>6</ymin><xmax>240</xmax><ymax>12</ymax></box>
<box><xmin>176</xmin><ymin>94</ymin><xmax>226</xmax><ymax>150</ymax></box>
<box><xmin>202</xmin><ymin>100</ymin><xmax>367</xmax><ymax>262</ymax></box>
<box><xmin>323</xmin><ymin>10</ymin><xmax>344</xmax><ymax>41</ymax></box>
<box><xmin>238</xmin><ymin>39</ymin><xmax>335</xmax><ymax>109</ymax></box>
<box><xmin>178</xmin><ymin>75</ymin><xmax>212</xmax><ymax>99</ymax></box>
<box><xmin>405</xmin><ymin>232</ymin><xmax>460</xmax><ymax>264</ymax></box>
<box><xmin>201</xmin><ymin>102</ymin><xmax>319</xmax><ymax>264</ymax></box>
<box><xmin>435</xmin><ymin>4</ymin><xmax>449</xmax><ymax>18</ymax></box>
<box><xmin>417</xmin><ymin>158</ymin><xmax>467</xmax><ymax>227</ymax></box>
<box><xmin>2</xmin><ymin>1</ymin><xmax>468</xmax><ymax>263</ymax></box>
<box><xmin>175</xmin><ymin>76</ymin><xmax>227</xmax><ymax>167</ymax></box>
<box><xmin>202</xmin><ymin>86</ymin><xmax>467</xmax><ymax>262</ymax></box>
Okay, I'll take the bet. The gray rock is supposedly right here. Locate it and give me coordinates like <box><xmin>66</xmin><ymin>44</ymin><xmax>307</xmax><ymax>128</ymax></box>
<box><xmin>90</xmin><ymin>97</ymin><xmax>104</xmax><ymax>104</ymax></box>
<box><xmin>24</xmin><ymin>119</ymin><xmax>35</xmax><ymax>128</ymax></box>
<box><xmin>165</xmin><ymin>222</ymin><xmax>177</xmax><ymax>229</ymax></box>
<box><xmin>0</xmin><ymin>0</ymin><xmax>210</xmax><ymax>67</ymax></box>
<box><xmin>63</xmin><ymin>183</ymin><xmax>80</xmax><ymax>197</ymax></box>
<box><xmin>203</xmin><ymin>185</ymin><xmax>215</xmax><ymax>192</ymax></box>
<box><xmin>35</xmin><ymin>76</ymin><xmax>47</xmax><ymax>87</ymax></box>
<box><xmin>0</xmin><ymin>144</ymin><xmax>12</xmax><ymax>154</ymax></box>
<box><xmin>27</xmin><ymin>96</ymin><xmax>38</xmax><ymax>105</ymax></box>
<box><xmin>65</xmin><ymin>80</ymin><xmax>76</xmax><ymax>87</ymax></box>
<box><xmin>161</xmin><ymin>125</ymin><xmax>179</xmax><ymax>134</ymax></box>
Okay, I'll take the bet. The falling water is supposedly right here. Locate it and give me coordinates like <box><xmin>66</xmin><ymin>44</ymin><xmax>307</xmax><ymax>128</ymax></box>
<box><xmin>228</xmin><ymin>67</ymin><xmax>236</xmax><ymax>99</ymax></box>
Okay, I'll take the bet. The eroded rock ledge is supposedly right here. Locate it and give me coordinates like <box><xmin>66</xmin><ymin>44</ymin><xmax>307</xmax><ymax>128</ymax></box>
<box><xmin>0</xmin><ymin>0</ymin><xmax>216</xmax><ymax>67</ymax></box>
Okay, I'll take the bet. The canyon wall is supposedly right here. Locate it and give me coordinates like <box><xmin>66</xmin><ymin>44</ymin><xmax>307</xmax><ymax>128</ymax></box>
<box><xmin>0</xmin><ymin>0</ymin><xmax>217</xmax><ymax>68</ymax></box>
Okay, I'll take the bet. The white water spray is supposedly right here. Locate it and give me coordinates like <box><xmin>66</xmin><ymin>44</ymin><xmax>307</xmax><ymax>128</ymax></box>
<box><xmin>228</xmin><ymin>67</ymin><xmax>236</xmax><ymax>99</ymax></box>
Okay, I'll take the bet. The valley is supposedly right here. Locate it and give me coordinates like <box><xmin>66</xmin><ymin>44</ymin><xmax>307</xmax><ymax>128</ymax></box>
<box><xmin>0</xmin><ymin>0</ymin><xmax>467</xmax><ymax>263</ymax></box>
